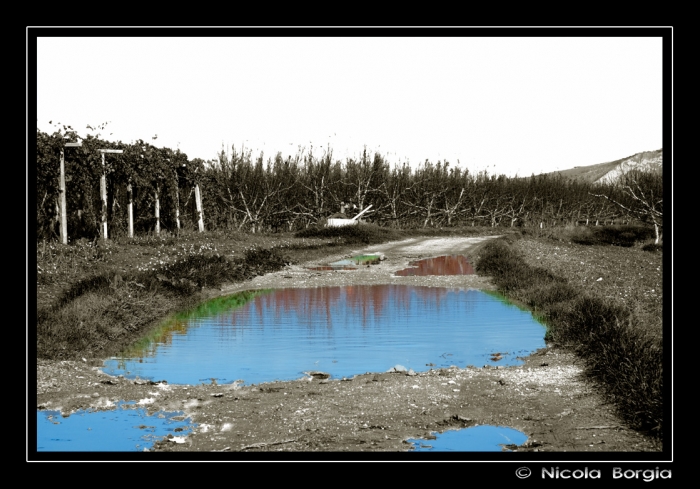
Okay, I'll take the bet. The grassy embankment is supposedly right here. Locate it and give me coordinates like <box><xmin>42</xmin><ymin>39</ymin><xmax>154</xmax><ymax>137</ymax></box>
<box><xmin>475</xmin><ymin>225</ymin><xmax>663</xmax><ymax>439</ymax></box>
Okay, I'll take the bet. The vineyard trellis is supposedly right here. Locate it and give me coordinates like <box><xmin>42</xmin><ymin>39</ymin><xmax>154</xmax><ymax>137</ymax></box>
<box><xmin>36</xmin><ymin>127</ymin><xmax>663</xmax><ymax>242</ymax></box>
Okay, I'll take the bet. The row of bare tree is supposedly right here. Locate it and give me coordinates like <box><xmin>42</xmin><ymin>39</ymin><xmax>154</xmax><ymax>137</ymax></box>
<box><xmin>201</xmin><ymin>145</ymin><xmax>662</xmax><ymax>240</ymax></box>
<box><xmin>36</xmin><ymin>128</ymin><xmax>663</xmax><ymax>242</ymax></box>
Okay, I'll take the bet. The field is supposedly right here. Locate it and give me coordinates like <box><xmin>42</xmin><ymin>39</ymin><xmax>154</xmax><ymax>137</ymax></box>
<box><xmin>33</xmin><ymin>224</ymin><xmax>665</xmax><ymax>454</ymax></box>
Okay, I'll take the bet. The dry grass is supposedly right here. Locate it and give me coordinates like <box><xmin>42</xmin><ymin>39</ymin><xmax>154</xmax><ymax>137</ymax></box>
<box><xmin>475</xmin><ymin>229</ymin><xmax>664</xmax><ymax>436</ymax></box>
<box><xmin>36</xmin><ymin>230</ymin><xmax>330</xmax><ymax>311</ymax></box>
<box><xmin>512</xmin><ymin>238</ymin><xmax>662</xmax><ymax>338</ymax></box>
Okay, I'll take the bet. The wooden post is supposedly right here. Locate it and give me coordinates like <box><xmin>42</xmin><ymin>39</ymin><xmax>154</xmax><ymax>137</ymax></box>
<box><xmin>100</xmin><ymin>153</ymin><xmax>107</xmax><ymax>240</ymax></box>
<box><xmin>155</xmin><ymin>185</ymin><xmax>160</xmax><ymax>235</ymax></box>
<box><xmin>59</xmin><ymin>149</ymin><xmax>68</xmax><ymax>244</ymax></box>
<box><xmin>127</xmin><ymin>182</ymin><xmax>134</xmax><ymax>238</ymax></box>
<box><xmin>100</xmin><ymin>151</ymin><xmax>108</xmax><ymax>240</ymax></box>
<box><xmin>171</xmin><ymin>160</ymin><xmax>181</xmax><ymax>232</ymax></box>
<box><xmin>194</xmin><ymin>184</ymin><xmax>204</xmax><ymax>232</ymax></box>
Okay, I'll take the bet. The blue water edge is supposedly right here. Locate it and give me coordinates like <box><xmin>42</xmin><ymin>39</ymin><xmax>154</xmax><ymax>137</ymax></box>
<box><xmin>37</xmin><ymin>401</ymin><xmax>194</xmax><ymax>452</ymax></box>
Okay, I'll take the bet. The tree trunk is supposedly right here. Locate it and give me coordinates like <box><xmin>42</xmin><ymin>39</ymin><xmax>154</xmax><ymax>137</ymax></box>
<box><xmin>175</xmin><ymin>185</ymin><xmax>181</xmax><ymax>232</ymax></box>
<box><xmin>195</xmin><ymin>184</ymin><xmax>204</xmax><ymax>232</ymax></box>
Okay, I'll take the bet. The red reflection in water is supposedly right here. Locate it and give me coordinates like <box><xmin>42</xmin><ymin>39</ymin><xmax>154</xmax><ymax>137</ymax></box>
<box><xmin>395</xmin><ymin>255</ymin><xmax>475</xmax><ymax>276</ymax></box>
<box><xmin>241</xmin><ymin>285</ymin><xmax>458</xmax><ymax>329</ymax></box>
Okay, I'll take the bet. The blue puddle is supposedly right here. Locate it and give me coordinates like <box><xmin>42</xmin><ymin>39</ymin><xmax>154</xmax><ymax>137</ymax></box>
<box><xmin>37</xmin><ymin>401</ymin><xmax>194</xmax><ymax>452</ymax></box>
<box><xmin>102</xmin><ymin>285</ymin><xmax>546</xmax><ymax>386</ymax></box>
<box><xmin>407</xmin><ymin>425</ymin><xmax>528</xmax><ymax>452</ymax></box>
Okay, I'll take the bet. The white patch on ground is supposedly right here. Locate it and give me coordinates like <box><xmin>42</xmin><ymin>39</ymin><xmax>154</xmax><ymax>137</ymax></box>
<box><xmin>500</xmin><ymin>365</ymin><xmax>584</xmax><ymax>387</ymax></box>
<box><xmin>376</xmin><ymin>236</ymin><xmax>500</xmax><ymax>256</ymax></box>
<box><xmin>92</xmin><ymin>398</ymin><xmax>116</xmax><ymax>409</ymax></box>
<box><xmin>183</xmin><ymin>399</ymin><xmax>199</xmax><ymax>409</ymax></box>
<box><xmin>138</xmin><ymin>397</ymin><xmax>155</xmax><ymax>405</ymax></box>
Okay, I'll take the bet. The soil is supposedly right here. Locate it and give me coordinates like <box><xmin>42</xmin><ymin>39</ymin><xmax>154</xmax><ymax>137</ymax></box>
<box><xmin>35</xmin><ymin>236</ymin><xmax>662</xmax><ymax>456</ymax></box>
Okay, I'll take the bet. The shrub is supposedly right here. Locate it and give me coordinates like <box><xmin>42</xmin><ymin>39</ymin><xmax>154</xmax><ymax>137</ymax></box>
<box><xmin>551</xmin><ymin>295</ymin><xmax>630</xmax><ymax>348</ymax></box>
<box><xmin>475</xmin><ymin>240</ymin><xmax>521</xmax><ymax>276</ymax></box>
<box><xmin>525</xmin><ymin>282</ymin><xmax>579</xmax><ymax>310</ymax></box>
<box><xmin>53</xmin><ymin>275</ymin><xmax>112</xmax><ymax>310</ymax></box>
<box><xmin>641</xmin><ymin>241</ymin><xmax>663</xmax><ymax>253</ymax></box>
<box><xmin>570</xmin><ymin>225</ymin><xmax>655</xmax><ymax>247</ymax></box>
<box><xmin>476</xmin><ymin>239</ymin><xmax>563</xmax><ymax>292</ymax></box>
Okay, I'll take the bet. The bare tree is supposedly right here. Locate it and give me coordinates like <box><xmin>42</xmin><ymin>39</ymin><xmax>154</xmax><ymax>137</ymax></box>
<box><xmin>403</xmin><ymin>161</ymin><xmax>448</xmax><ymax>228</ymax></box>
<box><xmin>374</xmin><ymin>162</ymin><xmax>411</xmax><ymax>227</ymax></box>
<box><xmin>439</xmin><ymin>165</ymin><xmax>469</xmax><ymax>226</ymax></box>
<box><xmin>590</xmin><ymin>167</ymin><xmax>663</xmax><ymax>243</ymax></box>
<box><xmin>345</xmin><ymin>148</ymin><xmax>383</xmax><ymax>213</ymax></box>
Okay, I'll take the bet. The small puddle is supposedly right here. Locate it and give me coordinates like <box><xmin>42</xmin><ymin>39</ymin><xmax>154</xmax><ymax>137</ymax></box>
<box><xmin>306</xmin><ymin>265</ymin><xmax>358</xmax><ymax>271</ymax></box>
<box><xmin>307</xmin><ymin>254</ymin><xmax>382</xmax><ymax>271</ymax></box>
<box><xmin>37</xmin><ymin>401</ymin><xmax>194</xmax><ymax>452</ymax></box>
<box><xmin>407</xmin><ymin>425</ymin><xmax>528</xmax><ymax>452</ymax></box>
<box><xmin>395</xmin><ymin>255</ymin><xmax>474</xmax><ymax>276</ymax></box>
<box><xmin>333</xmin><ymin>254</ymin><xmax>382</xmax><ymax>266</ymax></box>
<box><xmin>102</xmin><ymin>286</ymin><xmax>546</xmax><ymax>385</ymax></box>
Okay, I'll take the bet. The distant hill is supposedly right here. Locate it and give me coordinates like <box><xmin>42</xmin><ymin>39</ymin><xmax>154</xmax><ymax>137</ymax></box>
<box><xmin>539</xmin><ymin>149</ymin><xmax>663</xmax><ymax>185</ymax></box>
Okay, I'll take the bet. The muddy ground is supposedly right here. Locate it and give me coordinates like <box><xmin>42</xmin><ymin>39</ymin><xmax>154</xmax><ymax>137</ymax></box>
<box><xmin>35</xmin><ymin>236</ymin><xmax>662</xmax><ymax>456</ymax></box>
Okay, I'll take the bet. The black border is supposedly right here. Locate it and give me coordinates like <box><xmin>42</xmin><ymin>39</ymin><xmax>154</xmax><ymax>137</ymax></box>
<box><xmin>28</xmin><ymin>26</ymin><xmax>673</xmax><ymax>468</ymax></box>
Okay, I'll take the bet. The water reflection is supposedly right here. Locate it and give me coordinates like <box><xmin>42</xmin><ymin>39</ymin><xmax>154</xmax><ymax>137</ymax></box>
<box><xmin>396</xmin><ymin>255</ymin><xmax>475</xmax><ymax>276</ymax></box>
<box><xmin>103</xmin><ymin>285</ymin><xmax>545</xmax><ymax>386</ymax></box>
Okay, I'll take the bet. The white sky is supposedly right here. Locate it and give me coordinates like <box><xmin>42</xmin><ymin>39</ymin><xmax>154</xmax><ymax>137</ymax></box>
<box><xmin>34</xmin><ymin>33</ymin><xmax>664</xmax><ymax>177</ymax></box>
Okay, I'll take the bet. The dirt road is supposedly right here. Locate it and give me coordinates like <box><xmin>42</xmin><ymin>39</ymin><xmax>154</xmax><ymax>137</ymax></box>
<box><xmin>367</xmin><ymin>235</ymin><xmax>500</xmax><ymax>257</ymax></box>
<box><xmin>221</xmin><ymin>236</ymin><xmax>499</xmax><ymax>294</ymax></box>
<box><xmin>36</xmin><ymin>236</ymin><xmax>662</xmax><ymax>455</ymax></box>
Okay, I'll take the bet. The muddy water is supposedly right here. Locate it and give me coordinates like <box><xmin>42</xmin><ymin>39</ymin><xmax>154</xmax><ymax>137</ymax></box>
<box><xmin>102</xmin><ymin>285</ymin><xmax>546</xmax><ymax>386</ymax></box>
<box><xmin>395</xmin><ymin>255</ymin><xmax>475</xmax><ymax>276</ymax></box>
